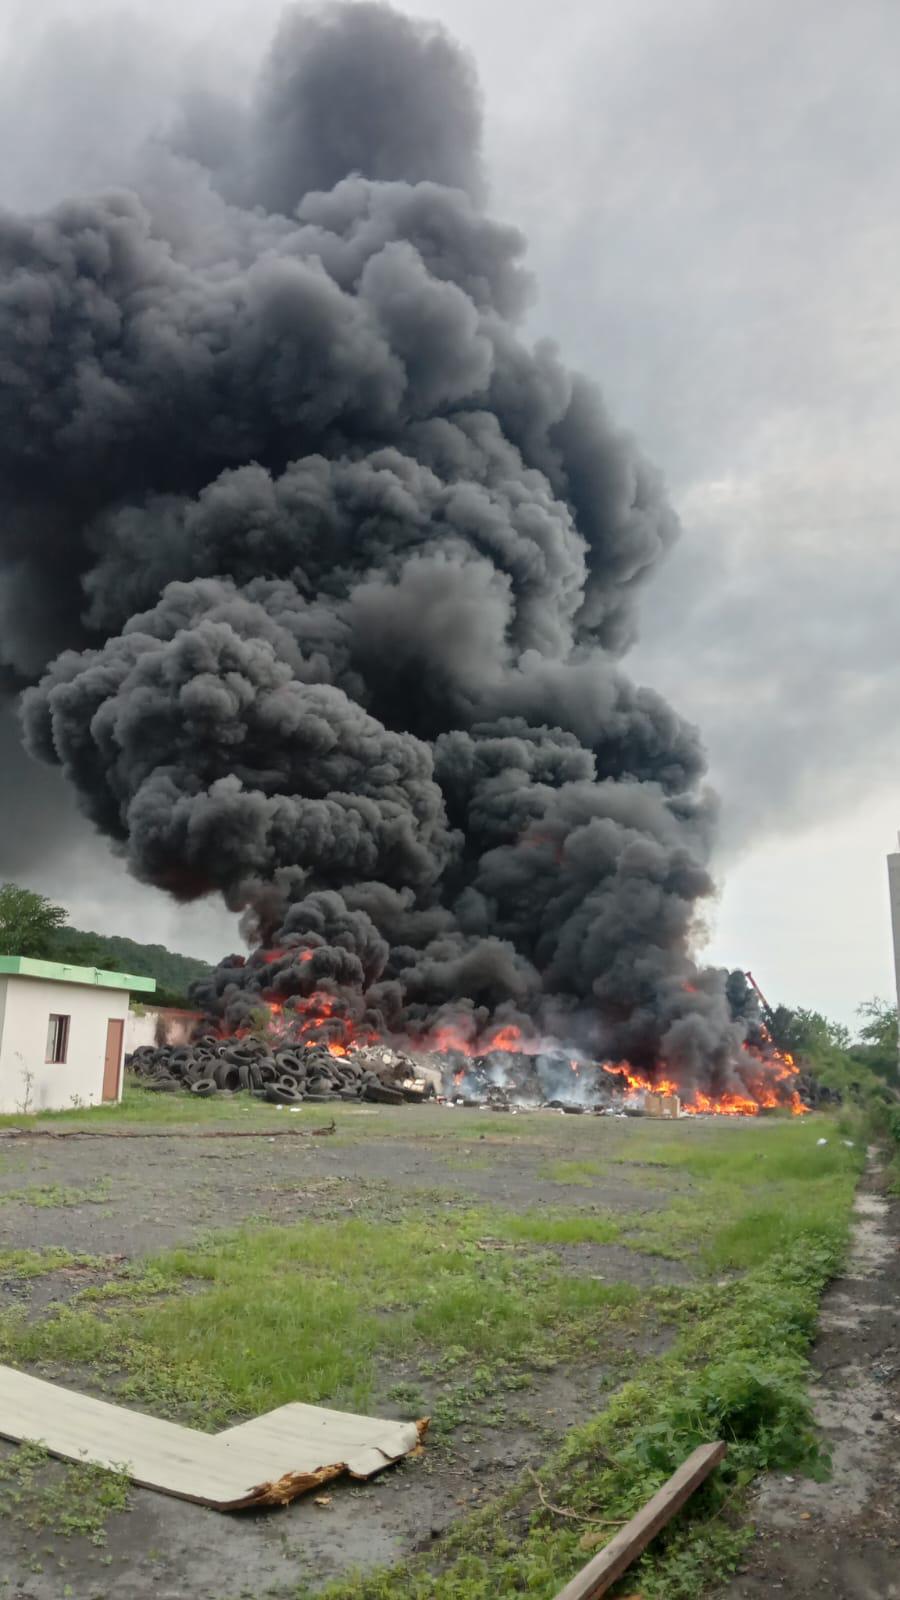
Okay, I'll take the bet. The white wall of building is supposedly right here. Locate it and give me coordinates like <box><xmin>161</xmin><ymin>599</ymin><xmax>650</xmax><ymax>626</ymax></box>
<box><xmin>0</xmin><ymin>976</ymin><xmax>130</xmax><ymax>1114</ymax></box>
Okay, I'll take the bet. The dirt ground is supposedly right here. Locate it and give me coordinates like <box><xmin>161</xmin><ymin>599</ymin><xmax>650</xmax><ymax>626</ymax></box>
<box><xmin>714</xmin><ymin>1157</ymin><xmax>900</xmax><ymax>1600</ymax></box>
<box><xmin>0</xmin><ymin>1108</ymin><xmax>693</xmax><ymax>1600</ymax></box>
<box><xmin>1</xmin><ymin>1108</ymin><xmax>895</xmax><ymax>1600</ymax></box>
<box><xmin>0</xmin><ymin>1110</ymin><xmax>686</xmax><ymax>1260</ymax></box>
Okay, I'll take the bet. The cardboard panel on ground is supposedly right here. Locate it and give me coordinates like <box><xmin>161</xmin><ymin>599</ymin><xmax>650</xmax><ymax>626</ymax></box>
<box><xmin>0</xmin><ymin>1365</ymin><xmax>425</xmax><ymax>1510</ymax></box>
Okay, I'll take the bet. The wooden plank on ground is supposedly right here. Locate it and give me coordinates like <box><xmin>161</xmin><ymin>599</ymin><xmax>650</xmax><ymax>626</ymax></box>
<box><xmin>0</xmin><ymin>1365</ymin><xmax>425</xmax><ymax>1509</ymax></box>
<box><xmin>0</xmin><ymin>1125</ymin><xmax>339</xmax><ymax>1141</ymax></box>
<box><xmin>552</xmin><ymin>1441</ymin><xmax>727</xmax><ymax>1600</ymax></box>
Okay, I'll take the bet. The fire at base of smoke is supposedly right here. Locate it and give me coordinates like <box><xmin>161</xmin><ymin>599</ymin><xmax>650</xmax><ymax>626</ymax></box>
<box><xmin>129</xmin><ymin>946</ymin><xmax>811</xmax><ymax>1118</ymax></box>
<box><xmin>179</xmin><ymin>942</ymin><xmax>809</xmax><ymax>1116</ymax></box>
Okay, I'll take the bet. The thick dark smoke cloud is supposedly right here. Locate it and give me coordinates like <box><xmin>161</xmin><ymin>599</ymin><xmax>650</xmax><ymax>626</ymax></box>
<box><xmin>248</xmin><ymin>3</ymin><xmax>484</xmax><ymax>209</ymax></box>
<box><xmin>4</xmin><ymin>1</ymin><xmax>759</xmax><ymax>1094</ymax></box>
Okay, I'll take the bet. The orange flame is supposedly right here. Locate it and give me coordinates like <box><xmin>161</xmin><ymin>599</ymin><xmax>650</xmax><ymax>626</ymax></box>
<box><xmin>484</xmin><ymin>1023</ymin><xmax>526</xmax><ymax>1052</ymax></box>
<box><xmin>217</xmin><ymin>949</ymin><xmax>810</xmax><ymax>1115</ymax></box>
<box><xmin>600</xmin><ymin>1043</ymin><xmax>807</xmax><ymax>1117</ymax></box>
<box><xmin>260</xmin><ymin>947</ymin><xmax>314</xmax><ymax>965</ymax></box>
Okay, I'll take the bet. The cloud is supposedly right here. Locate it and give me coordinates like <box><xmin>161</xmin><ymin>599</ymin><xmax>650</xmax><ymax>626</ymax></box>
<box><xmin>482</xmin><ymin>0</ymin><xmax>900</xmax><ymax>860</ymax></box>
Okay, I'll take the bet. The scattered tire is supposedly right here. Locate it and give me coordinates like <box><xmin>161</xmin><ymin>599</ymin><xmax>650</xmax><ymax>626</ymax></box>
<box><xmin>265</xmin><ymin>1085</ymin><xmax>303</xmax><ymax>1105</ymax></box>
<box><xmin>362</xmin><ymin>1083</ymin><xmax>404</xmax><ymax>1105</ymax></box>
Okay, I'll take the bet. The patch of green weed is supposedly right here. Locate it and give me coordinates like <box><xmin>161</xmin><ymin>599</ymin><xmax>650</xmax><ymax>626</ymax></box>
<box><xmin>541</xmin><ymin>1159</ymin><xmax>605</xmax><ymax>1185</ymax></box>
<box><xmin>489</xmin><ymin>1211</ymin><xmax>621</xmax><ymax>1245</ymax></box>
<box><xmin>0</xmin><ymin>1248</ymin><xmax>97</xmax><ymax>1279</ymax></box>
<box><xmin>0</xmin><ymin>1442</ymin><xmax>130</xmax><ymax>1546</ymax></box>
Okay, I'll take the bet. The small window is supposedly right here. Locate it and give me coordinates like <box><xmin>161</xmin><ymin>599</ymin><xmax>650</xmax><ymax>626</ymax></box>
<box><xmin>46</xmin><ymin>1014</ymin><xmax>70</xmax><ymax>1064</ymax></box>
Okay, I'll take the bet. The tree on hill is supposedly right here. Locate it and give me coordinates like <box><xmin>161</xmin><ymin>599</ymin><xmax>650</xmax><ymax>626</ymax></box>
<box><xmin>0</xmin><ymin>881</ymin><xmax>211</xmax><ymax>1006</ymax></box>
<box><xmin>50</xmin><ymin>932</ymin><xmax>187</xmax><ymax>998</ymax></box>
<box><xmin>47</xmin><ymin>926</ymin><xmax>210</xmax><ymax>1002</ymax></box>
<box><xmin>0</xmin><ymin>883</ymin><xmax>67</xmax><ymax>958</ymax></box>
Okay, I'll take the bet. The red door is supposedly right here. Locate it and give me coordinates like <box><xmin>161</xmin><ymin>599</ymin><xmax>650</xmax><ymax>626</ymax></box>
<box><xmin>102</xmin><ymin>1019</ymin><xmax>124</xmax><ymax>1102</ymax></box>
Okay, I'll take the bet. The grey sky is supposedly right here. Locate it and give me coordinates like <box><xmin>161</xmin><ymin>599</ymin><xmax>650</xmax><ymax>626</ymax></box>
<box><xmin>0</xmin><ymin>0</ymin><xmax>896</xmax><ymax>1024</ymax></box>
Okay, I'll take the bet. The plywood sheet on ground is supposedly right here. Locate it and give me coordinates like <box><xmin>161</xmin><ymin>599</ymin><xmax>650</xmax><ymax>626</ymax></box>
<box><xmin>0</xmin><ymin>1365</ymin><xmax>425</xmax><ymax>1509</ymax></box>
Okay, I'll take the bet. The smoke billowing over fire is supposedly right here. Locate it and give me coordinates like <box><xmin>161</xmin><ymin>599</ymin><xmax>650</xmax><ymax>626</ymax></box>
<box><xmin>1</xmin><ymin>3</ymin><xmax>802</xmax><ymax>1113</ymax></box>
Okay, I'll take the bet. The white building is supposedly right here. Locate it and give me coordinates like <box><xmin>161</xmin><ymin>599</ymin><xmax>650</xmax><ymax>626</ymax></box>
<box><xmin>0</xmin><ymin>956</ymin><xmax>156</xmax><ymax>1114</ymax></box>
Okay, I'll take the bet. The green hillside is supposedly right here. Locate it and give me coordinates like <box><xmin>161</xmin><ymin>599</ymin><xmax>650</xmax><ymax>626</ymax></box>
<box><xmin>47</xmin><ymin>926</ymin><xmax>211</xmax><ymax>1006</ymax></box>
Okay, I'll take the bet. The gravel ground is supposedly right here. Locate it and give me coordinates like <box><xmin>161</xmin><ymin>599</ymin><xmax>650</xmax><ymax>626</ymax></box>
<box><xmin>0</xmin><ymin>1113</ymin><xmax>685</xmax><ymax>1262</ymax></box>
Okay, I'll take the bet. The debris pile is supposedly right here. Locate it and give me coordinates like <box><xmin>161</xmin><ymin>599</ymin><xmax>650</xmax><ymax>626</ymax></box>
<box><xmin>127</xmin><ymin>1037</ymin><xmax>435</xmax><ymax>1107</ymax></box>
<box><xmin>128</xmin><ymin>1030</ymin><xmax>815</xmax><ymax>1116</ymax></box>
<box><xmin>445</xmin><ymin>1049</ymin><xmax>615</xmax><ymax>1112</ymax></box>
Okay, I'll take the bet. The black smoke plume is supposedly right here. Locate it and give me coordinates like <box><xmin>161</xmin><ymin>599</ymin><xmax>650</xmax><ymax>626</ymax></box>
<box><xmin>2</xmin><ymin>2</ymin><xmax>767</xmax><ymax>1098</ymax></box>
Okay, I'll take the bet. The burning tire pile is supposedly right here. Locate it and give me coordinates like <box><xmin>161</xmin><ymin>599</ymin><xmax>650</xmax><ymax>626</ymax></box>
<box><xmin>127</xmin><ymin>1031</ymin><xmax>816</xmax><ymax>1116</ymax></box>
<box><xmin>127</xmin><ymin>1038</ymin><xmax>434</xmax><ymax>1107</ymax></box>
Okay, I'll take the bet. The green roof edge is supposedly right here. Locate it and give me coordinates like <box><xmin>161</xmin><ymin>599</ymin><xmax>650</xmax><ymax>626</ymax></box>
<box><xmin>0</xmin><ymin>955</ymin><xmax>156</xmax><ymax>993</ymax></box>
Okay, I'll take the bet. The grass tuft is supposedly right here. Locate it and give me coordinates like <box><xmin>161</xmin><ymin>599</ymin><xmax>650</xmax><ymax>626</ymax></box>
<box><xmin>0</xmin><ymin>1248</ymin><xmax>100</xmax><ymax>1279</ymax></box>
<box><xmin>541</xmin><ymin>1158</ymin><xmax>605</xmax><ymax>1185</ymax></box>
<box><xmin>490</xmin><ymin>1211</ymin><xmax>621</xmax><ymax>1245</ymax></box>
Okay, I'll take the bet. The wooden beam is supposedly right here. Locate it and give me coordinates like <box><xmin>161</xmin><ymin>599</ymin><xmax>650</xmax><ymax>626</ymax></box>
<box><xmin>0</xmin><ymin>1124</ymin><xmax>337</xmax><ymax>1142</ymax></box>
<box><xmin>551</xmin><ymin>1441</ymin><xmax>727</xmax><ymax>1600</ymax></box>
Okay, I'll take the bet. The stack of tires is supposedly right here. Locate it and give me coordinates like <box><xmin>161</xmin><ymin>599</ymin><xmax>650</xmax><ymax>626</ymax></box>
<box><xmin>127</xmin><ymin>1035</ymin><xmax>428</xmax><ymax>1105</ymax></box>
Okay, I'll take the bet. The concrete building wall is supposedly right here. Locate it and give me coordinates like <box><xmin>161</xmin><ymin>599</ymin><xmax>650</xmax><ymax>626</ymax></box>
<box><xmin>889</xmin><ymin>844</ymin><xmax>900</xmax><ymax>1019</ymax></box>
<box><xmin>0</xmin><ymin>976</ymin><xmax>129</xmax><ymax>1114</ymax></box>
<box><xmin>124</xmin><ymin>1007</ymin><xmax>202</xmax><ymax>1053</ymax></box>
